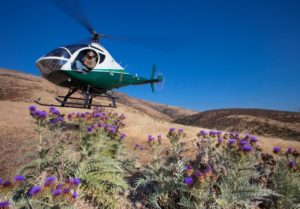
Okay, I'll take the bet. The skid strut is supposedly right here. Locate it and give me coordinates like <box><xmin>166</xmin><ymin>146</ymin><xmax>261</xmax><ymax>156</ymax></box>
<box><xmin>55</xmin><ymin>85</ymin><xmax>118</xmax><ymax>108</ymax></box>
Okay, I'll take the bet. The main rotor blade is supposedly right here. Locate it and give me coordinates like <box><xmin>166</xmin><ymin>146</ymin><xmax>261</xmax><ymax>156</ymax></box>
<box><xmin>51</xmin><ymin>0</ymin><xmax>95</xmax><ymax>34</ymax></box>
<box><xmin>103</xmin><ymin>35</ymin><xmax>186</xmax><ymax>53</ymax></box>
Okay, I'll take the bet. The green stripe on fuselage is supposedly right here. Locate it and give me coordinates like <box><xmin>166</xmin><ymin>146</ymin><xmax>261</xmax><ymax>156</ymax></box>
<box><xmin>63</xmin><ymin>69</ymin><xmax>149</xmax><ymax>90</ymax></box>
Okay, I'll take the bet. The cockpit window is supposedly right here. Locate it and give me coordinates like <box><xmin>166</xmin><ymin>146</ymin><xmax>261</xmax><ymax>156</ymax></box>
<box><xmin>45</xmin><ymin>48</ymin><xmax>70</xmax><ymax>59</ymax></box>
<box><xmin>98</xmin><ymin>53</ymin><xmax>106</xmax><ymax>64</ymax></box>
<box><xmin>64</xmin><ymin>44</ymin><xmax>89</xmax><ymax>54</ymax></box>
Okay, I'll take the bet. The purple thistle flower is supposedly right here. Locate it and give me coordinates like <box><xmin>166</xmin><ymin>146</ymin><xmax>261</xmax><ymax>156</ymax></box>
<box><xmin>286</xmin><ymin>147</ymin><xmax>294</xmax><ymax>155</ymax></box>
<box><xmin>97</xmin><ymin>122</ymin><xmax>102</xmax><ymax>128</ymax></box>
<box><xmin>0</xmin><ymin>201</ymin><xmax>10</xmax><ymax>208</ymax></box>
<box><xmin>28</xmin><ymin>186</ymin><xmax>41</xmax><ymax>197</ymax></box>
<box><xmin>119</xmin><ymin>114</ymin><xmax>126</xmax><ymax>120</ymax></box>
<box><xmin>72</xmin><ymin>178</ymin><xmax>81</xmax><ymax>186</ymax></box>
<box><xmin>94</xmin><ymin>113</ymin><xmax>101</xmax><ymax>118</ymax></box>
<box><xmin>14</xmin><ymin>175</ymin><xmax>26</xmax><ymax>182</ymax></box>
<box><xmin>120</xmin><ymin>132</ymin><xmax>126</xmax><ymax>140</ymax></box>
<box><xmin>288</xmin><ymin>160</ymin><xmax>297</xmax><ymax>168</ymax></box>
<box><xmin>273</xmin><ymin>146</ymin><xmax>281</xmax><ymax>154</ymax></box>
<box><xmin>72</xmin><ymin>191</ymin><xmax>78</xmax><ymax>199</ymax></box>
<box><xmin>0</xmin><ymin>178</ymin><xmax>3</xmax><ymax>185</ymax></box>
<box><xmin>228</xmin><ymin>139</ymin><xmax>236</xmax><ymax>145</ymax></box>
<box><xmin>67</xmin><ymin>113</ymin><xmax>73</xmax><ymax>120</ymax></box>
<box><xmin>169</xmin><ymin>128</ymin><xmax>176</xmax><ymax>132</ymax></box>
<box><xmin>2</xmin><ymin>181</ymin><xmax>12</xmax><ymax>188</ymax></box>
<box><xmin>87</xmin><ymin>126</ymin><xmax>93</xmax><ymax>133</ymax></box>
<box><xmin>178</xmin><ymin>128</ymin><xmax>184</xmax><ymax>134</ymax></box>
<box><xmin>44</xmin><ymin>176</ymin><xmax>56</xmax><ymax>186</ymax></box>
<box><xmin>140</xmin><ymin>146</ymin><xmax>145</xmax><ymax>151</ymax></box>
<box><xmin>217</xmin><ymin>138</ymin><xmax>223</xmax><ymax>144</ymax></box>
<box><xmin>57</xmin><ymin>116</ymin><xmax>64</xmax><ymax>122</ymax></box>
<box><xmin>250</xmin><ymin>136</ymin><xmax>257</xmax><ymax>143</ymax></box>
<box><xmin>147</xmin><ymin>135</ymin><xmax>154</xmax><ymax>142</ymax></box>
<box><xmin>242</xmin><ymin>145</ymin><xmax>253</xmax><ymax>152</ymax></box>
<box><xmin>39</xmin><ymin>111</ymin><xmax>48</xmax><ymax>118</ymax></box>
<box><xmin>63</xmin><ymin>188</ymin><xmax>70</xmax><ymax>194</ymax></box>
<box><xmin>185</xmin><ymin>165</ymin><xmax>193</xmax><ymax>171</ymax></box>
<box><xmin>56</xmin><ymin>183</ymin><xmax>64</xmax><ymax>189</ymax></box>
<box><xmin>108</xmin><ymin>126</ymin><xmax>117</xmax><ymax>134</ymax></box>
<box><xmin>52</xmin><ymin>188</ymin><xmax>62</xmax><ymax>197</ymax></box>
<box><xmin>240</xmin><ymin>139</ymin><xmax>248</xmax><ymax>146</ymax></box>
<box><xmin>28</xmin><ymin>105</ymin><xmax>36</xmax><ymax>112</ymax></box>
<box><xmin>184</xmin><ymin>177</ymin><xmax>194</xmax><ymax>186</ymax></box>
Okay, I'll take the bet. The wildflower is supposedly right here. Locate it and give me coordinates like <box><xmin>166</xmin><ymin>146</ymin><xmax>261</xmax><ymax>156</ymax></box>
<box><xmin>52</xmin><ymin>188</ymin><xmax>62</xmax><ymax>197</ymax></box>
<box><xmin>44</xmin><ymin>176</ymin><xmax>56</xmax><ymax>186</ymax></box>
<box><xmin>28</xmin><ymin>186</ymin><xmax>41</xmax><ymax>197</ymax></box>
<box><xmin>169</xmin><ymin>128</ymin><xmax>176</xmax><ymax>133</ymax></box>
<box><xmin>2</xmin><ymin>181</ymin><xmax>12</xmax><ymax>188</ymax></box>
<box><xmin>185</xmin><ymin>165</ymin><xmax>194</xmax><ymax>176</ymax></box>
<box><xmin>184</xmin><ymin>177</ymin><xmax>194</xmax><ymax>186</ymax></box>
<box><xmin>239</xmin><ymin>139</ymin><xmax>248</xmax><ymax>146</ymax></box>
<box><xmin>147</xmin><ymin>135</ymin><xmax>154</xmax><ymax>142</ymax></box>
<box><xmin>57</xmin><ymin>116</ymin><xmax>64</xmax><ymax>122</ymax></box>
<box><xmin>228</xmin><ymin>139</ymin><xmax>236</xmax><ymax>146</ymax></box>
<box><xmin>119</xmin><ymin>114</ymin><xmax>126</xmax><ymax>120</ymax></box>
<box><xmin>242</xmin><ymin>145</ymin><xmax>253</xmax><ymax>153</ymax></box>
<box><xmin>72</xmin><ymin>178</ymin><xmax>81</xmax><ymax>186</ymax></box>
<box><xmin>72</xmin><ymin>191</ymin><xmax>78</xmax><ymax>199</ymax></box>
<box><xmin>0</xmin><ymin>201</ymin><xmax>10</xmax><ymax>208</ymax></box>
<box><xmin>288</xmin><ymin>160</ymin><xmax>297</xmax><ymax>169</ymax></box>
<box><xmin>97</xmin><ymin>122</ymin><xmax>102</xmax><ymax>128</ymax></box>
<box><xmin>94</xmin><ymin>113</ymin><xmax>101</xmax><ymax>118</ymax></box>
<box><xmin>56</xmin><ymin>184</ymin><xmax>64</xmax><ymax>189</ymax></box>
<box><xmin>87</xmin><ymin>126</ymin><xmax>93</xmax><ymax>133</ymax></box>
<box><xmin>178</xmin><ymin>128</ymin><xmax>184</xmax><ymax>134</ymax></box>
<box><xmin>195</xmin><ymin>170</ymin><xmax>204</xmax><ymax>182</ymax></box>
<box><xmin>273</xmin><ymin>146</ymin><xmax>281</xmax><ymax>154</ymax></box>
<box><xmin>28</xmin><ymin>105</ymin><xmax>36</xmax><ymax>112</ymax></box>
<box><xmin>120</xmin><ymin>132</ymin><xmax>126</xmax><ymax>140</ymax></box>
<box><xmin>217</xmin><ymin>138</ymin><xmax>223</xmax><ymax>144</ymax></box>
<box><xmin>108</xmin><ymin>126</ymin><xmax>117</xmax><ymax>134</ymax></box>
<box><xmin>285</xmin><ymin>147</ymin><xmax>294</xmax><ymax>155</ymax></box>
<box><xmin>63</xmin><ymin>188</ymin><xmax>70</xmax><ymax>194</ymax></box>
<box><xmin>0</xmin><ymin>178</ymin><xmax>3</xmax><ymax>185</ymax></box>
<box><xmin>250</xmin><ymin>136</ymin><xmax>257</xmax><ymax>143</ymax></box>
<box><xmin>134</xmin><ymin>144</ymin><xmax>140</xmax><ymax>150</ymax></box>
<box><xmin>14</xmin><ymin>175</ymin><xmax>26</xmax><ymax>182</ymax></box>
<box><xmin>67</xmin><ymin>113</ymin><xmax>73</xmax><ymax>120</ymax></box>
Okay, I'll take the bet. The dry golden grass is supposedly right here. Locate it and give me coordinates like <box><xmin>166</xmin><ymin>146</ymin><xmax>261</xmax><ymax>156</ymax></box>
<box><xmin>0</xmin><ymin>68</ymin><xmax>300</xmax><ymax>179</ymax></box>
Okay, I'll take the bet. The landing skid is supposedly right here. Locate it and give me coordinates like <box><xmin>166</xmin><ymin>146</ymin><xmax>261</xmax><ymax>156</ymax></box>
<box><xmin>57</xmin><ymin>85</ymin><xmax>118</xmax><ymax>108</ymax></box>
<box><xmin>35</xmin><ymin>85</ymin><xmax>118</xmax><ymax>109</ymax></box>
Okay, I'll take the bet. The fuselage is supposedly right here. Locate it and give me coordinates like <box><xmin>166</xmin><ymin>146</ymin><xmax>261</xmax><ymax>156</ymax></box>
<box><xmin>36</xmin><ymin>43</ymin><xmax>150</xmax><ymax>91</ymax></box>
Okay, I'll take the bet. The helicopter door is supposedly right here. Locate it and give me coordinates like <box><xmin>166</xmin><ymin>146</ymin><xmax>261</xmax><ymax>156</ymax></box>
<box><xmin>72</xmin><ymin>49</ymin><xmax>99</xmax><ymax>73</ymax></box>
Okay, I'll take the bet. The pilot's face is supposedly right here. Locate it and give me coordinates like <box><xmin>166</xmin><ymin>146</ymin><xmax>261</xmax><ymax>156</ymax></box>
<box><xmin>88</xmin><ymin>52</ymin><xmax>94</xmax><ymax>58</ymax></box>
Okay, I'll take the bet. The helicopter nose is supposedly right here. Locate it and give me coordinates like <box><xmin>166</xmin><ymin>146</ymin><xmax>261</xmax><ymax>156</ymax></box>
<box><xmin>36</xmin><ymin>58</ymin><xmax>68</xmax><ymax>77</ymax></box>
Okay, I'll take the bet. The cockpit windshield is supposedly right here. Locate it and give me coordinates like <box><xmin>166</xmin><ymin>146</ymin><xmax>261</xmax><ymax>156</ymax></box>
<box><xmin>45</xmin><ymin>48</ymin><xmax>71</xmax><ymax>59</ymax></box>
<box><xmin>64</xmin><ymin>44</ymin><xmax>89</xmax><ymax>54</ymax></box>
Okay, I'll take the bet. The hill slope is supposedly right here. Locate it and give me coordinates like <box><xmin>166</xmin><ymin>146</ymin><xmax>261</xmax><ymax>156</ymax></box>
<box><xmin>0</xmin><ymin>68</ymin><xmax>300</xmax><ymax>178</ymax></box>
<box><xmin>174</xmin><ymin>109</ymin><xmax>300</xmax><ymax>140</ymax></box>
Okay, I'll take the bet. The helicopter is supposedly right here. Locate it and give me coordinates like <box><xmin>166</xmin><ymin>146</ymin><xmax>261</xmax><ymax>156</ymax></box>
<box><xmin>35</xmin><ymin>1</ymin><xmax>163</xmax><ymax>108</ymax></box>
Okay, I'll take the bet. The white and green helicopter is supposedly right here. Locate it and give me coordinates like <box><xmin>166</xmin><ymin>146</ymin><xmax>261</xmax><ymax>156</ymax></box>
<box><xmin>36</xmin><ymin>1</ymin><xmax>163</xmax><ymax>108</ymax></box>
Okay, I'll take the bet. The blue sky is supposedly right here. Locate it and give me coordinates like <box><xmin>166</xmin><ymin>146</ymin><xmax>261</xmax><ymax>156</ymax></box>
<box><xmin>0</xmin><ymin>0</ymin><xmax>300</xmax><ymax>112</ymax></box>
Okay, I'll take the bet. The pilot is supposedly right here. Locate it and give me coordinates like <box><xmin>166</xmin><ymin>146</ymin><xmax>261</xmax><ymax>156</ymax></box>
<box><xmin>82</xmin><ymin>51</ymin><xmax>97</xmax><ymax>69</ymax></box>
<box><xmin>75</xmin><ymin>50</ymin><xmax>97</xmax><ymax>73</ymax></box>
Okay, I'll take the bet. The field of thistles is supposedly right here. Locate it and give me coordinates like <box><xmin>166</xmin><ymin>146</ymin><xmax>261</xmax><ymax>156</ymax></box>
<box><xmin>0</xmin><ymin>105</ymin><xmax>299</xmax><ymax>209</ymax></box>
